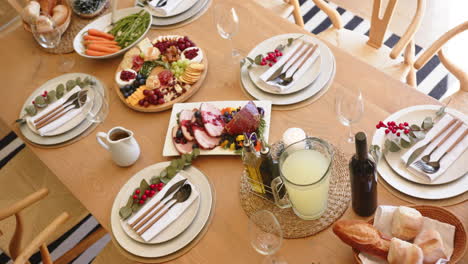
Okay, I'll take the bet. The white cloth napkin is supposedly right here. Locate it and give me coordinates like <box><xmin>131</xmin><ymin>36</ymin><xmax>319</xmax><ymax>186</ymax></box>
<box><xmin>127</xmin><ymin>173</ymin><xmax>199</xmax><ymax>242</ymax></box>
<box><xmin>358</xmin><ymin>206</ymin><xmax>455</xmax><ymax>264</ymax></box>
<box><xmin>148</xmin><ymin>0</ymin><xmax>184</xmax><ymax>16</ymax></box>
<box><xmin>401</xmin><ymin>114</ymin><xmax>468</xmax><ymax>181</ymax></box>
<box><xmin>260</xmin><ymin>41</ymin><xmax>320</xmax><ymax>92</ymax></box>
<box><xmin>27</xmin><ymin>86</ymin><xmax>84</xmax><ymax>136</ymax></box>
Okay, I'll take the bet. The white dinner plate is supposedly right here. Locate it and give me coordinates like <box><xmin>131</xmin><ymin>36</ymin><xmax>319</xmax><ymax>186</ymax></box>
<box><xmin>140</xmin><ymin>0</ymin><xmax>198</xmax><ymax>17</ymax></box>
<box><xmin>136</xmin><ymin>0</ymin><xmax>208</xmax><ymax>27</ymax></box>
<box><xmin>247</xmin><ymin>36</ymin><xmax>322</xmax><ymax>95</ymax></box>
<box><xmin>111</xmin><ymin>162</ymin><xmax>213</xmax><ymax>258</ymax></box>
<box><xmin>73</xmin><ymin>7</ymin><xmax>152</xmax><ymax>60</ymax></box>
<box><xmin>372</xmin><ymin>105</ymin><xmax>468</xmax><ymax>199</ymax></box>
<box><xmin>162</xmin><ymin>100</ymin><xmax>272</xmax><ymax>157</ymax></box>
<box><xmin>118</xmin><ymin>167</ymin><xmax>200</xmax><ymax>244</ymax></box>
<box><xmin>18</xmin><ymin>73</ymin><xmax>105</xmax><ymax>146</ymax></box>
<box><xmin>241</xmin><ymin>34</ymin><xmax>335</xmax><ymax>105</ymax></box>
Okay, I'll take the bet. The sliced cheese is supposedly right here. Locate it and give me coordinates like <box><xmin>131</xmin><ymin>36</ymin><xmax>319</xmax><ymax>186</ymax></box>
<box><xmin>137</xmin><ymin>38</ymin><xmax>153</xmax><ymax>53</ymax></box>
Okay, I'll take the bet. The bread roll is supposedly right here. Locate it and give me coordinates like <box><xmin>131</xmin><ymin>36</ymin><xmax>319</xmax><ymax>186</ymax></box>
<box><xmin>35</xmin><ymin>15</ymin><xmax>54</xmax><ymax>33</ymax></box>
<box><xmin>38</xmin><ymin>0</ymin><xmax>57</xmax><ymax>15</ymax></box>
<box><xmin>392</xmin><ymin>206</ymin><xmax>423</xmax><ymax>240</ymax></box>
<box><xmin>51</xmin><ymin>5</ymin><xmax>68</xmax><ymax>26</ymax></box>
<box><xmin>414</xmin><ymin>230</ymin><xmax>447</xmax><ymax>264</ymax></box>
<box><xmin>333</xmin><ymin>220</ymin><xmax>390</xmax><ymax>259</ymax></box>
<box><xmin>388</xmin><ymin>238</ymin><xmax>424</xmax><ymax>264</ymax></box>
<box><xmin>22</xmin><ymin>1</ymin><xmax>41</xmax><ymax>25</ymax></box>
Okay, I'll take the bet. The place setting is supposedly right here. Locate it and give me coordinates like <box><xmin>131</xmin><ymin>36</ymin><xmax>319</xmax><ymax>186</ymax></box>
<box><xmin>240</xmin><ymin>33</ymin><xmax>336</xmax><ymax>108</ymax></box>
<box><xmin>15</xmin><ymin>73</ymin><xmax>108</xmax><ymax>147</ymax></box>
<box><xmin>370</xmin><ymin>105</ymin><xmax>468</xmax><ymax>204</ymax></box>
<box><xmin>135</xmin><ymin>0</ymin><xmax>211</xmax><ymax>28</ymax></box>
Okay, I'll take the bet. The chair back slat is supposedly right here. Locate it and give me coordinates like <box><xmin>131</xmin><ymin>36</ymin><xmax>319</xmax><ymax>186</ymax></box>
<box><xmin>367</xmin><ymin>0</ymin><xmax>398</xmax><ymax>49</ymax></box>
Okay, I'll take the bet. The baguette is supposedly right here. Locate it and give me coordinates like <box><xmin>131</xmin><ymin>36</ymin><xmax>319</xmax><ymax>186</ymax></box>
<box><xmin>333</xmin><ymin>220</ymin><xmax>391</xmax><ymax>259</ymax></box>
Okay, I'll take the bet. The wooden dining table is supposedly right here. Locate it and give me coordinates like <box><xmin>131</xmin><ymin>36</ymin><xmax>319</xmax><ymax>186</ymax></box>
<box><xmin>0</xmin><ymin>0</ymin><xmax>466</xmax><ymax>263</ymax></box>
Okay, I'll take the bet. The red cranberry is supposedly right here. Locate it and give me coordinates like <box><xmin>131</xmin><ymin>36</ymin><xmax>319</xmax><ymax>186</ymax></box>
<box><xmin>133</xmin><ymin>194</ymin><xmax>138</xmax><ymax>200</ymax></box>
<box><xmin>150</xmin><ymin>184</ymin><xmax>156</xmax><ymax>189</ymax></box>
<box><xmin>120</xmin><ymin>70</ymin><xmax>136</xmax><ymax>81</ymax></box>
<box><xmin>145</xmin><ymin>190</ymin><xmax>150</xmax><ymax>195</ymax></box>
<box><xmin>385</xmin><ymin>129</ymin><xmax>390</xmax><ymax>134</ymax></box>
<box><xmin>139</xmin><ymin>200</ymin><xmax>145</xmax><ymax>204</ymax></box>
<box><xmin>141</xmin><ymin>195</ymin><xmax>147</xmax><ymax>200</ymax></box>
<box><xmin>135</xmin><ymin>189</ymin><xmax>141</xmax><ymax>195</ymax></box>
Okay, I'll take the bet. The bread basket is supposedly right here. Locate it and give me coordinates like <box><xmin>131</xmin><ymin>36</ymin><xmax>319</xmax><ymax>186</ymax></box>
<box><xmin>21</xmin><ymin>0</ymin><xmax>72</xmax><ymax>35</ymax></box>
<box><xmin>352</xmin><ymin>205</ymin><xmax>467</xmax><ymax>263</ymax></box>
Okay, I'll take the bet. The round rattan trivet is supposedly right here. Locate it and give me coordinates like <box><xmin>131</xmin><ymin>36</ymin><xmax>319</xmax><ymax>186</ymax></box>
<box><xmin>239</xmin><ymin>145</ymin><xmax>351</xmax><ymax>239</ymax></box>
<box><xmin>379</xmin><ymin>176</ymin><xmax>468</xmax><ymax>206</ymax></box>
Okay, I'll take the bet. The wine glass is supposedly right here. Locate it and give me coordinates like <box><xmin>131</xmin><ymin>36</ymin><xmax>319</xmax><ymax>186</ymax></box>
<box><xmin>335</xmin><ymin>85</ymin><xmax>364</xmax><ymax>143</ymax></box>
<box><xmin>248</xmin><ymin>210</ymin><xmax>287</xmax><ymax>264</ymax></box>
<box><xmin>214</xmin><ymin>2</ymin><xmax>240</xmax><ymax>62</ymax></box>
<box><xmin>79</xmin><ymin>79</ymin><xmax>109</xmax><ymax>123</ymax></box>
<box><xmin>30</xmin><ymin>13</ymin><xmax>74</xmax><ymax>72</ymax></box>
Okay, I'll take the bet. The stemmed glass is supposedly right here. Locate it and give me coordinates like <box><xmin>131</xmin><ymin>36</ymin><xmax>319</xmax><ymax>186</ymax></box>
<box><xmin>214</xmin><ymin>2</ymin><xmax>240</xmax><ymax>62</ymax></box>
<box><xmin>30</xmin><ymin>13</ymin><xmax>74</xmax><ymax>72</ymax></box>
<box><xmin>248</xmin><ymin>210</ymin><xmax>287</xmax><ymax>264</ymax></box>
<box><xmin>335</xmin><ymin>85</ymin><xmax>364</xmax><ymax>143</ymax></box>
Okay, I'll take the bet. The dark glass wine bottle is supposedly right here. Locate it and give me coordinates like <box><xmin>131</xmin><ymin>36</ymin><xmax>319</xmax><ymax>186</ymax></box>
<box><xmin>349</xmin><ymin>132</ymin><xmax>378</xmax><ymax>217</ymax></box>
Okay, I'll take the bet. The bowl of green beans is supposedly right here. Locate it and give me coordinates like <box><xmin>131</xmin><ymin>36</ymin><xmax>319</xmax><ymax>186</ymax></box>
<box><xmin>73</xmin><ymin>7</ymin><xmax>152</xmax><ymax>59</ymax></box>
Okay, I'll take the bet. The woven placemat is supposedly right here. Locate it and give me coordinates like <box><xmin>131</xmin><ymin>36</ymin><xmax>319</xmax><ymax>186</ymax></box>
<box><xmin>239</xmin><ymin>145</ymin><xmax>351</xmax><ymax>239</ymax></box>
<box><xmin>379</xmin><ymin>176</ymin><xmax>468</xmax><ymax>207</ymax></box>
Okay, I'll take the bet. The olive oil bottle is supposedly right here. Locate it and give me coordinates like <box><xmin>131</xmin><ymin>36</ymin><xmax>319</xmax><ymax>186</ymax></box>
<box><xmin>242</xmin><ymin>139</ymin><xmax>265</xmax><ymax>194</ymax></box>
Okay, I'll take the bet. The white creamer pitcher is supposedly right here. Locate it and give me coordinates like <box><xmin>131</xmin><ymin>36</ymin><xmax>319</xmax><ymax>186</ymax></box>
<box><xmin>96</xmin><ymin>127</ymin><xmax>140</xmax><ymax>167</ymax></box>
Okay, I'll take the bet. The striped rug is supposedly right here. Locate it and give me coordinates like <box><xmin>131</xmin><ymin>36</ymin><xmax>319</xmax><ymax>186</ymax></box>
<box><xmin>0</xmin><ymin>133</ymin><xmax>111</xmax><ymax>264</ymax></box>
<box><xmin>287</xmin><ymin>0</ymin><xmax>459</xmax><ymax>100</ymax></box>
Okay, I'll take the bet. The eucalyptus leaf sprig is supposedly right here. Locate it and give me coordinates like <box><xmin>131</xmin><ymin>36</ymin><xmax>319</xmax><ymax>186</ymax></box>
<box><xmin>119</xmin><ymin>149</ymin><xmax>200</xmax><ymax>220</ymax></box>
<box><xmin>241</xmin><ymin>35</ymin><xmax>303</xmax><ymax>69</ymax></box>
<box><xmin>369</xmin><ymin>106</ymin><xmax>446</xmax><ymax>163</ymax></box>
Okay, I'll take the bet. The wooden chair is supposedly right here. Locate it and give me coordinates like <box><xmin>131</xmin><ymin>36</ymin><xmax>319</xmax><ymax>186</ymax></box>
<box><xmin>414</xmin><ymin>21</ymin><xmax>468</xmax><ymax>111</ymax></box>
<box><xmin>311</xmin><ymin>0</ymin><xmax>425</xmax><ymax>87</ymax></box>
<box><xmin>254</xmin><ymin>0</ymin><xmax>305</xmax><ymax>28</ymax></box>
<box><xmin>0</xmin><ymin>188</ymin><xmax>107</xmax><ymax>264</ymax></box>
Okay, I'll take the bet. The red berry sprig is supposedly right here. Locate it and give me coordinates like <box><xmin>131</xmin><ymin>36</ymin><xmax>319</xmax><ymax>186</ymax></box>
<box><xmin>132</xmin><ymin>182</ymin><xmax>165</xmax><ymax>206</ymax></box>
<box><xmin>260</xmin><ymin>49</ymin><xmax>283</xmax><ymax>67</ymax></box>
<box><xmin>376</xmin><ymin>121</ymin><xmax>411</xmax><ymax>137</ymax></box>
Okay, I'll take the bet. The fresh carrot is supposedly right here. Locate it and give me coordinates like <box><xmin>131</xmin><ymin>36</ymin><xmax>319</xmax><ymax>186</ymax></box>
<box><xmin>83</xmin><ymin>35</ymin><xmax>110</xmax><ymax>41</ymax></box>
<box><xmin>87</xmin><ymin>29</ymin><xmax>115</xmax><ymax>40</ymax></box>
<box><xmin>85</xmin><ymin>49</ymin><xmax>114</xmax><ymax>56</ymax></box>
<box><xmin>84</xmin><ymin>40</ymin><xmax>119</xmax><ymax>45</ymax></box>
<box><xmin>87</xmin><ymin>44</ymin><xmax>121</xmax><ymax>53</ymax></box>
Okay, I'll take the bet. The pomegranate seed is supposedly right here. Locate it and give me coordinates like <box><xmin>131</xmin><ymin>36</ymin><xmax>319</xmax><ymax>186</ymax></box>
<box><xmin>135</xmin><ymin>189</ymin><xmax>141</xmax><ymax>195</ymax></box>
<box><xmin>385</xmin><ymin>129</ymin><xmax>390</xmax><ymax>134</ymax></box>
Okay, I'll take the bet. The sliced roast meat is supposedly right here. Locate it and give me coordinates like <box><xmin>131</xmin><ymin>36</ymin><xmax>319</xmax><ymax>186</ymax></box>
<box><xmin>179</xmin><ymin>109</ymin><xmax>194</xmax><ymax>141</ymax></box>
<box><xmin>200</xmin><ymin>103</ymin><xmax>225</xmax><ymax>137</ymax></box>
<box><xmin>225</xmin><ymin>101</ymin><xmax>261</xmax><ymax>135</ymax></box>
<box><xmin>172</xmin><ymin>125</ymin><xmax>193</xmax><ymax>154</ymax></box>
<box><xmin>192</xmin><ymin>125</ymin><xmax>219</xmax><ymax>149</ymax></box>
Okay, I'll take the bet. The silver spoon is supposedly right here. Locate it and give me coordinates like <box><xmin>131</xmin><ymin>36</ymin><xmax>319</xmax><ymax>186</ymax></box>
<box><xmin>421</xmin><ymin>120</ymin><xmax>462</xmax><ymax>162</ymax></box>
<box><xmin>415</xmin><ymin>128</ymin><xmax>468</xmax><ymax>174</ymax></box>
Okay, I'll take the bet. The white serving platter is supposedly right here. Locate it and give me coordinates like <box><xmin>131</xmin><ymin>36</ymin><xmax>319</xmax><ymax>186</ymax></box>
<box><xmin>163</xmin><ymin>100</ymin><xmax>272</xmax><ymax>157</ymax></box>
<box><xmin>73</xmin><ymin>7</ymin><xmax>152</xmax><ymax>59</ymax></box>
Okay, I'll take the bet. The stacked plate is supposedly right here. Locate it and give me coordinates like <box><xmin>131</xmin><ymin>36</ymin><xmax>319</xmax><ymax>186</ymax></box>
<box><xmin>18</xmin><ymin>73</ymin><xmax>105</xmax><ymax>146</ymax></box>
<box><xmin>135</xmin><ymin>0</ymin><xmax>211</xmax><ymax>28</ymax></box>
<box><xmin>371</xmin><ymin>105</ymin><xmax>468</xmax><ymax>200</ymax></box>
<box><xmin>241</xmin><ymin>33</ymin><xmax>336</xmax><ymax>106</ymax></box>
<box><xmin>110</xmin><ymin>162</ymin><xmax>214</xmax><ymax>261</ymax></box>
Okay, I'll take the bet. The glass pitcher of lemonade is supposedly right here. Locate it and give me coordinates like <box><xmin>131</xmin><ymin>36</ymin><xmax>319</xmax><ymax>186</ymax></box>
<box><xmin>272</xmin><ymin>137</ymin><xmax>334</xmax><ymax>220</ymax></box>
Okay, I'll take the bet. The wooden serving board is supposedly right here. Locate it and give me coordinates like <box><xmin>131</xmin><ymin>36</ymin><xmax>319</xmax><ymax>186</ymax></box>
<box><xmin>114</xmin><ymin>53</ymin><xmax>208</xmax><ymax>113</ymax></box>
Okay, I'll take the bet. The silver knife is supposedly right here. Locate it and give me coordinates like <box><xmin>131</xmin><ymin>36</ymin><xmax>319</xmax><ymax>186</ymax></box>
<box><xmin>266</xmin><ymin>42</ymin><xmax>306</xmax><ymax>82</ymax></box>
<box><xmin>129</xmin><ymin>178</ymin><xmax>187</xmax><ymax>228</ymax></box>
<box><xmin>405</xmin><ymin>117</ymin><xmax>457</xmax><ymax>166</ymax></box>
